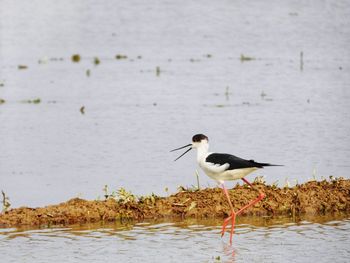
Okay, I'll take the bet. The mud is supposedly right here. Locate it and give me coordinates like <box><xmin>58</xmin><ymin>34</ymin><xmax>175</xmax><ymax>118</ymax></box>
<box><xmin>0</xmin><ymin>179</ymin><xmax>349</xmax><ymax>228</ymax></box>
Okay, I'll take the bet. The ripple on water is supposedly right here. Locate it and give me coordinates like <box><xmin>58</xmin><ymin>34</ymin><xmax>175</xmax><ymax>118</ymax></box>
<box><xmin>0</xmin><ymin>215</ymin><xmax>350</xmax><ymax>262</ymax></box>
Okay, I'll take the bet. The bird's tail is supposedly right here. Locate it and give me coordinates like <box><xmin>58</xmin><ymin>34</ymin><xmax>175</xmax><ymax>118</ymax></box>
<box><xmin>258</xmin><ymin>162</ymin><xmax>284</xmax><ymax>167</ymax></box>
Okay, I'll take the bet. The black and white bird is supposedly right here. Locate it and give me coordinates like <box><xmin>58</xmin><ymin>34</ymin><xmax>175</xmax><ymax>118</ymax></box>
<box><xmin>171</xmin><ymin>133</ymin><xmax>282</xmax><ymax>245</ymax></box>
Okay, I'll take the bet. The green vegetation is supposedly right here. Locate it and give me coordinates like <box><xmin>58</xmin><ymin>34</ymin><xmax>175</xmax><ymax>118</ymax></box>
<box><xmin>94</xmin><ymin>57</ymin><xmax>100</xmax><ymax>65</ymax></box>
<box><xmin>240</xmin><ymin>54</ymin><xmax>255</xmax><ymax>62</ymax></box>
<box><xmin>100</xmin><ymin>185</ymin><xmax>160</xmax><ymax>206</ymax></box>
<box><xmin>1</xmin><ymin>190</ymin><xmax>11</xmax><ymax>212</ymax></box>
<box><xmin>22</xmin><ymin>98</ymin><xmax>41</xmax><ymax>104</ymax></box>
<box><xmin>115</xmin><ymin>54</ymin><xmax>128</xmax><ymax>60</ymax></box>
<box><xmin>71</xmin><ymin>54</ymin><xmax>81</xmax><ymax>62</ymax></box>
<box><xmin>0</xmin><ymin>98</ymin><xmax>5</xmax><ymax>104</ymax></box>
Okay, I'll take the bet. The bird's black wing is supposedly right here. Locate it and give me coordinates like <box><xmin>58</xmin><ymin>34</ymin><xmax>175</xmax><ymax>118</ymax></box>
<box><xmin>206</xmin><ymin>153</ymin><xmax>274</xmax><ymax>170</ymax></box>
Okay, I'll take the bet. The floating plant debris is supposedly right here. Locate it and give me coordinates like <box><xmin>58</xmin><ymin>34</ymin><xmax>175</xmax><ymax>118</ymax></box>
<box><xmin>240</xmin><ymin>54</ymin><xmax>255</xmax><ymax>62</ymax></box>
<box><xmin>22</xmin><ymin>98</ymin><xmax>41</xmax><ymax>104</ymax></box>
<box><xmin>115</xmin><ymin>54</ymin><xmax>128</xmax><ymax>60</ymax></box>
<box><xmin>71</xmin><ymin>54</ymin><xmax>81</xmax><ymax>63</ymax></box>
<box><xmin>18</xmin><ymin>65</ymin><xmax>28</xmax><ymax>70</ymax></box>
<box><xmin>94</xmin><ymin>57</ymin><xmax>100</xmax><ymax>65</ymax></box>
<box><xmin>80</xmin><ymin>106</ymin><xmax>85</xmax><ymax>114</ymax></box>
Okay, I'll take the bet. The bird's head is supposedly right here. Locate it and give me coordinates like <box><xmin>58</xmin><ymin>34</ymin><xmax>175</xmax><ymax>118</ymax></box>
<box><xmin>170</xmin><ymin>134</ymin><xmax>209</xmax><ymax>161</ymax></box>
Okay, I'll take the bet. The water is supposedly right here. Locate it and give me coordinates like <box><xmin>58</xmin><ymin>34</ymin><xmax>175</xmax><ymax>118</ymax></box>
<box><xmin>1</xmin><ymin>0</ymin><xmax>349</xmax><ymax>208</ymax></box>
<box><xmin>0</xmin><ymin>1</ymin><xmax>350</xmax><ymax>260</ymax></box>
<box><xmin>0</xmin><ymin>216</ymin><xmax>349</xmax><ymax>262</ymax></box>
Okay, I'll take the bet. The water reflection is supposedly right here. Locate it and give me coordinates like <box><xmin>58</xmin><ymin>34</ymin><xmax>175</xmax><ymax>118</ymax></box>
<box><xmin>0</xmin><ymin>214</ymin><xmax>349</xmax><ymax>262</ymax></box>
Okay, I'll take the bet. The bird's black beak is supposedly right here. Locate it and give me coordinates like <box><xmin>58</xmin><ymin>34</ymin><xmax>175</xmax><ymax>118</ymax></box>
<box><xmin>170</xmin><ymin>143</ymin><xmax>192</xmax><ymax>161</ymax></box>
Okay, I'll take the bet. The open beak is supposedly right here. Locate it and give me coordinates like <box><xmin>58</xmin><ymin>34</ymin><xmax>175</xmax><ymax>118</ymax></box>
<box><xmin>170</xmin><ymin>143</ymin><xmax>192</xmax><ymax>161</ymax></box>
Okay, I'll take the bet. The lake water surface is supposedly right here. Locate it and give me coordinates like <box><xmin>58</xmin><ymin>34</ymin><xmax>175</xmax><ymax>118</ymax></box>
<box><xmin>1</xmin><ymin>215</ymin><xmax>350</xmax><ymax>263</ymax></box>
<box><xmin>0</xmin><ymin>0</ymin><xmax>350</xmax><ymax>261</ymax></box>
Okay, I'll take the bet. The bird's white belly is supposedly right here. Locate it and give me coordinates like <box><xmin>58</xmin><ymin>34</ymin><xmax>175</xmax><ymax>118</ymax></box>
<box><xmin>200</xmin><ymin>163</ymin><xmax>258</xmax><ymax>183</ymax></box>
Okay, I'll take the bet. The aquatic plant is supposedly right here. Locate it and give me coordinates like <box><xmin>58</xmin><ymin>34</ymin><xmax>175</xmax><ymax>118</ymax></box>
<box><xmin>1</xmin><ymin>190</ymin><xmax>11</xmax><ymax>212</ymax></box>
<box><xmin>94</xmin><ymin>57</ymin><xmax>100</xmax><ymax>65</ymax></box>
<box><xmin>164</xmin><ymin>187</ymin><xmax>169</xmax><ymax>196</ymax></box>
<box><xmin>22</xmin><ymin>98</ymin><xmax>41</xmax><ymax>104</ymax></box>
<box><xmin>225</xmin><ymin>86</ymin><xmax>231</xmax><ymax>100</ymax></box>
<box><xmin>86</xmin><ymin>69</ymin><xmax>91</xmax><ymax>77</ymax></box>
<box><xmin>115</xmin><ymin>54</ymin><xmax>128</xmax><ymax>60</ymax></box>
<box><xmin>0</xmin><ymin>98</ymin><xmax>5</xmax><ymax>104</ymax></box>
<box><xmin>156</xmin><ymin>66</ymin><xmax>161</xmax><ymax>76</ymax></box>
<box><xmin>214</xmin><ymin>256</ymin><xmax>221</xmax><ymax>261</ymax></box>
<box><xmin>80</xmin><ymin>106</ymin><xmax>85</xmax><ymax>115</ymax></box>
<box><xmin>300</xmin><ymin>51</ymin><xmax>304</xmax><ymax>71</ymax></box>
<box><xmin>240</xmin><ymin>54</ymin><xmax>255</xmax><ymax>62</ymax></box>
<box><xmin>71</xmin><ymin>54</ymin><xmax>81</xmax><ymax>63</ymax></box>
<box><xmin>18</xmin><ymin>65</ymin><xmax>28</xmax><ymax>70</ymax></box>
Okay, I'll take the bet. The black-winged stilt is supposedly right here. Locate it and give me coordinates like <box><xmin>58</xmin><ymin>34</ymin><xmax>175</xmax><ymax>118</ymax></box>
<box><xmin>171</xmin><ymin>134</ymin><xmax>282</xmax><ymax>245</ymax></box>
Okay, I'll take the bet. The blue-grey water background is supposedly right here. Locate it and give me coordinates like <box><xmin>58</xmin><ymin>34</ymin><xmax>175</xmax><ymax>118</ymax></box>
<box><xmin>0</xmin><ymin>0</ymin><xmax>350</xmax><ymax>262</ymax></box>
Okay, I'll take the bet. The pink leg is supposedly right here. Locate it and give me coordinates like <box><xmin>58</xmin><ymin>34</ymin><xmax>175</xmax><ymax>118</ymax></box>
<box><xmin>237</xmin><ymin>178</ymin><xmax>265</xmax><ymax>216</ymax></box>
<box><xmin>221</xmin><ymin>183</ymin><xmax>236</xmax><ymax>245</ymax></box>
<box><xmin>220</xmin><ymin>178</ymin><xmax>266</xmax><ymax>245</ymax></box>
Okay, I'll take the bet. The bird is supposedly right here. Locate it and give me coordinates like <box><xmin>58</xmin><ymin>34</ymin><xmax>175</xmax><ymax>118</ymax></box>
<box><xmin>171</xmin><ymin>133</ymin><xmax>282</xmax><ymax>245</ymax></box>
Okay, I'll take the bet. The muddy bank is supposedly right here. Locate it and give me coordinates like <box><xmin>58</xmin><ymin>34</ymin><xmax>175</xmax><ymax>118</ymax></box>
<box><xmin>0</xmin><ymin>179</ymin><xmax>349</xmax><ymax>227</ymax></box>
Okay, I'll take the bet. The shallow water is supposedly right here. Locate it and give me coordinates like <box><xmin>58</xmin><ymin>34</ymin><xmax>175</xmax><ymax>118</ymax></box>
<box><xmin>0</xmin><ymin>215</ymin><xmax>349</xmax><ymax>263</ymax></box>
<box><xmin>1</xmin><ymin>1</ymin><xmax>350</xmax><ymax>261</ymax></box>
<box><xmin>1</xmin><ymin>0</ymin><xmax>350</xmax><ymax>208</ymax></box>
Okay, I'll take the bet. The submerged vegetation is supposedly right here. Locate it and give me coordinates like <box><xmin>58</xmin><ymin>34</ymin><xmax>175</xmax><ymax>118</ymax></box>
<box><xmin>115</xmin><ymin>54</ymin><xmax>128</xmax><ymax>60</ymax></box>
<box><xmin>71</xmin><ymin>54</ymin><xmax>81</xmax><ymax>63</ymax></box>
<box><xmin>0</xmin><ymin>178</ymin><xmax>349</xmax><ymax>228</ymax></box>
<box><xmin>21</xmin><ymin>98</ymin><xmax>41</xmax><ymax>104</ymax></box>
<box><xmin>93</xmin><ymin>57</ymin><xmax>100</xmax><ymax>65</ymax></box>
<box><xmin>240</xmin><ymin>54</ymin><xmax>255</xmax><ymax>62</ymax></box>
<box><xmin>17</xmin><ymin>65</ymin><xmax>28</xmax><ymax>70</ymax></box>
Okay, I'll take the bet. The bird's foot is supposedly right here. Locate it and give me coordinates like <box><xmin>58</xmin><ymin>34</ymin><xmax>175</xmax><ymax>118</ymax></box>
<box><xmin>221</xmin><ymin>212</ymin><xmax>236</xmax><ymax>245</ymax></box>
